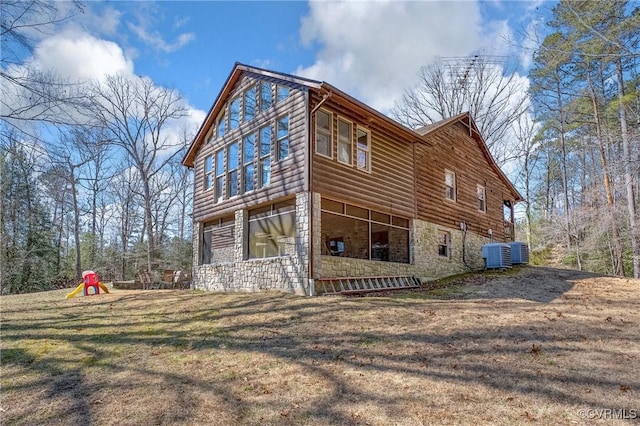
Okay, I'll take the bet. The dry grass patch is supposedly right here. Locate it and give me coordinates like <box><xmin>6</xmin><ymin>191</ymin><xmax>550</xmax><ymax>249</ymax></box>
<box><xmin>1</xmin><ymin>266</ymin><xmax>638</xmax><ymax>425</ymax></box>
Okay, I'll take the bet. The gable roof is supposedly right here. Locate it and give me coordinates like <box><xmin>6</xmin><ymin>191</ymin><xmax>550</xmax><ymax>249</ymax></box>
<box><xmin>182</xmin><ymin>64</ymin><xmax>521</xmax><ymax>202</ymax></box>
<box><xmin>418</xmin><ymin>112</ymin><xmax>523</xmax><ymax>202</ymax></box>
<box><xmin>182</xmin><ymin>63</ymin><xmax>425</xmax><ymax>168</ymax></box>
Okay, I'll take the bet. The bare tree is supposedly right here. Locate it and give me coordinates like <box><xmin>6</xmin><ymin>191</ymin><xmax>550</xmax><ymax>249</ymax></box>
<box><xmin>1</xmin><ymin>1</ymin><xmax>86</xmax><ymax>130</ymax></box>
<box><xmin>88</xmin><ymin>74</ymin><xmax>188</xmax><ymax>274</ymax></box>
<box><xmin>512</xmin><ymin>113</ymin><xmax>540</xmax><ymax>248</ymax></box>
<box><xmin>391</xmin><ymin>56</ymin><xmax>530</xmax><ymax>165</ymax></box>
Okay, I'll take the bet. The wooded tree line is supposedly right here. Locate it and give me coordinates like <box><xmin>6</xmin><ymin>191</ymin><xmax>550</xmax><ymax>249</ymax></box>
<box><xmin>1</xmin><ymin>1</ymin><xmax>193</xmax><ymax>293</ymax></box>
<box><xmin>393</xmin><ymin>1</ymin><xmax>639</xmax><ymax>278</ymax></box>
<box><xmin>525</xmin><ymin>0</ymin><xmax>639</xmax><ymax>278</ymax></box>
<box><xmin>1</xmin><ymin>1</ymin><xmax>638</xmax><ymax>294</ymax></box>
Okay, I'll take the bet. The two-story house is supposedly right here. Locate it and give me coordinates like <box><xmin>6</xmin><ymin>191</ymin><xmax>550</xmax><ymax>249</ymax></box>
<box><xmin>182</xmin><ymin>63</ymin><xmax>522</xmax><ymax>295</ymax></box>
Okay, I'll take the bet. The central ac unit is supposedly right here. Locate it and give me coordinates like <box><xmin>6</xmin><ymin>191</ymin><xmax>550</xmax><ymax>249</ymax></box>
<box><xmin>481</xmin><ymin>243</ymin><xmax>512</xmax><ymax>269</ymax></box>
<box><xmin>508</xmin><ymin>241</ymin><xmax>530</xmax><ymax>264</ymax></box>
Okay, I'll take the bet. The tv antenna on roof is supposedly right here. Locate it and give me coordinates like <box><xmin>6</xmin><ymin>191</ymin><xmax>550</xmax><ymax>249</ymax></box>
<box><xmin>440</xmin><ymin>54</ymin><xmax>509</xmax><ymax>89</ymax></box>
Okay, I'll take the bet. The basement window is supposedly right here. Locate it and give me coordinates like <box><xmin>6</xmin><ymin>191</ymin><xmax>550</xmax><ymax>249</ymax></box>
<box><xmin>438</xmin><ymin>231</ymin><xmax>451</xmax><ymax>258</ymax></box>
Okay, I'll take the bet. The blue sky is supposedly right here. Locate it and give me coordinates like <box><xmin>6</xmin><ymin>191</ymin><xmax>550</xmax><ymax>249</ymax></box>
<box><xmin>8</xmin><ymin>0</ymin><xmax>552</xmax><ymax>132</ymax></box>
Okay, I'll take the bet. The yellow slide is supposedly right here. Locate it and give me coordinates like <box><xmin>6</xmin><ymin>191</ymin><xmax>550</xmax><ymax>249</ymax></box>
<box><xmin>65</xmin><ymin>282</ymin><xmax>110</xmax><ymax>298</ymax></box>
<box><xmin>98</xmin><ymin>282</ymin><xmax>110</xmax><ymax>294</ymax></box>
<box><xmin>66</xmin><ymin>283</ymin><xmax>85</xmax><ymax>299</ymax></box>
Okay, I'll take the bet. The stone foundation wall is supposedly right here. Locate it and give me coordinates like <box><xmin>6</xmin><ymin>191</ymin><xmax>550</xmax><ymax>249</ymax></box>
<box><xmin>320</xmin><ymin>256</ymin><xmax>414</xmax><ymax>278</ymax></box>
<box><xmin>192</xmin><ymin>191</ymin><xmax>493</xmax><ymax>295</ymax></box>
<box><xmin>192</xmin><ymin>192</ymin><xmax>311</xmax><ymax>295</ymax></box>
<box><xmin>412</xmin><ymin>220</ymin><xmax>489</xmax><ymax>281</ymax></box>
<box><xmin>317</xmin><ymin>218</ymin><xmax>490</xmax><ymax>282</ymax></box>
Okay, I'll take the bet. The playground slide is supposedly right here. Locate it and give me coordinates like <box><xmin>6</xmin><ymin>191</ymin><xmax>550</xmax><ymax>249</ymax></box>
<box><xmin>66</xmin><ymin>283</ymin><xmax>84</xmax><ymax>299</ymax></box>
<box><xmin>65</xmin><ymin>282</ymin><xmax>110</xmax><ymax>298</ymax></box>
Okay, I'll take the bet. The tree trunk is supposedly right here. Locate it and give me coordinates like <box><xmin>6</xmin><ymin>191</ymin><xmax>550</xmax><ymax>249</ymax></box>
<box><xmin>69</xmin><ymin>165</ymin><xmax>82</xmax><ymax>282</ymax></box>
<box><xmin>589</xmin><ymin>72</ymin><xmax>625</xmax><ymax>276</ymax></box>
<box><xmin>616</xmin><ymin>59</ymin><xmax>639</xmax><ymax>278</ymax></box>
<box><xmin>556</xmin><ymin>76</ymin><xmax>572</xmax><ymax>250</ymax></box>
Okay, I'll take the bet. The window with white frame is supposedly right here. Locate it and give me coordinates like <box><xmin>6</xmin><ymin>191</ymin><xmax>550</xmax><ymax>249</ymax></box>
<box><xmin>357</xmin><ymin>127</ymin><xmax>370</xmax><ymax>171</ymax></box>
<box><xmin>260</xmin><ymin>81</ymin><xmax>272</xmax><ymax>112</ymax></box>
<box><xmin>243</xmin><ymin>85</ymin><xmax>256</xmax><ymax>122</ymax></box>
<box><xmin>276</xmin><ymin>85</ymin><xmax>290</xmax><ymax>103</ymax></box>
<box><xmin>445</xmin><ymin>170</ymin><xmax>456</xmax><ymax>201</ymax></box>
<box><xmin>216</xmin><ymin>110</ymin><xmax>226</xmax><ymax>138</ymax></box>
<box><xmin>438</xmin><ymin>231</ymin><xmax>451</xmax><ymax>258</ymax></box>
<box><xmin>227</xmin><ymin>142</ymin><xmax>239</xmax><ymax>197</ymax></box>
<box><xmin>477</xmin><ymin>184</ymin><xmax>486</xmax><ymax>212</ymax></box>
<box><xmin>229</xmin><ymin>97</ymin><xmax>240</xmax><ymax>130</ymax></box>
<box><xmin>337</xmin><ymin>118</ymin><xmax>352</xmax><ymax>164</ymax></box>
<box><xmin>215</xmin><ymin>149</ymin><xmax>224</xmax><ymax>202</ymax></box>
<box><xmin>204</xmin><ymin>155</ymin><xmax>213</xmax><ymax>191</ymax></box>
<box><xmin>243</xmin><ymin>134</ymin><xmax>255</xmax><ymax>193</ymax></box>
<box><xmin>315</xmin><ymin>110</ymin><xmax>332</xmax><ymax>157</ymax></box>
<box><xmin>276</xmin><ymin>115</ymin><xmax>289</xmax><ymax>161</ymax></box>
<box><xmin>259</xmin><ymin>125</ymin><xmax>271</xmax><ymax>188</ymax></box>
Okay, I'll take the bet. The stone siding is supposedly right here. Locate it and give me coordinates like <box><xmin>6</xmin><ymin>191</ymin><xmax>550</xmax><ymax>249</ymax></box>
<box><xmin>411</xmin><ymin>220</ymin><xmax>489</xmax><ymax>281</ymax></box>
<box><xmin>318</xmin><ymin>218</ymin><xmax>490</xmax><ymax>282</ymax></box>
<box><xmin>192</xmin><ymin>192</ymin><xmax>311</xmax><ymax>295</ymax></box>
<box><xmin>193</xmin><ymin>191</ymin><xmax>493</xmax><ymax>295</ymax></box>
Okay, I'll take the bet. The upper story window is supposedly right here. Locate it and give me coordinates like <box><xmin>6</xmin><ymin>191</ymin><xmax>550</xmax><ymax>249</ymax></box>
<box><xmin>337</xmin><ymin>118</ymin><xmax>352</xmax><ymax>165</ymax></box>
<box><xmin>215</xmin><ymin>149</ymin><xmax>225</xmax><ymax>203</ymax></box>
<box><xmin>243</xmin><ymin>134</ymin><xmax>255</xmax><ymax>193</ymax></box>
<box><xmin>445</xmin><ymin>170</ymin><xmax>456</xmax><ymax>201</ymax></box>
<box><xmin>356</xmin><ymin>128</ymin><xmax>370</xmax><ymax>171</ymax></box>
<box><xmin>477</xmin><ymin>184</ymin><xmax>486</xmax><ymax>212</ymax></box>
<box><xmin>276</xmin><ymin>85</ymin><xmax>290</xmax><ymax>103</ymax></box>
<box><xmin>244</xmin><ymin>85</ymin><xmax>257</xmax><ymax>122</ymax></box>
<box><xmin>229</xmin><ymin>97</ymin><xmax>241</xmax><ymax>130</ymax></box>
<box><xmin>204</xmin><ymin>155</ymin><xmax>213</xmax><ymax>191</ymax></box>
<box><xmin>259</xmin><ymin>125</ymin><xmax>272</xmax><ymax>188</ymax></box>
<box><xmin>260</xmin><ymin>82</ymin><xmax>272</xmax><ymax>112</ymax></box>
<box><xmin>315</xmin><ymin>110</ymin><xmax>332</xmax><ymax>158</ymax></box>
<box><xmin>216</xmin><ymin>110</ymin><xmax>227</xmax><ymax>138</ymax></box>
<box><xmin>277</xmin><ymin>115</ymin><xmax>290</xmax><ymax>161</ymax></box>
<box><xmin>227</xmin><ymin>142</ymin><xmax>239</xmax><ymax>198</ymax></box>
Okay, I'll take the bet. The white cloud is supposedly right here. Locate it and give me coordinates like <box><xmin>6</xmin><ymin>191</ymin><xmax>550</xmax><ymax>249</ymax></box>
<box><xmin>128</xmin><ymin>22</ymin><xmax>195</xmax><ymax>53</ymax></box>
<box><xmin>296</xmin><ymin>0</ymin><xmax>484</xmax><ymax>112</ymax></box>
<box><xmin>33</xmin><ymin>29</ymin><xmax>134</xmax><ymax>82</ymax></box>
<box><xmin>78</xmin><ymin>6</ymin><xmax>122</xmax><ymax>36</ymax></box>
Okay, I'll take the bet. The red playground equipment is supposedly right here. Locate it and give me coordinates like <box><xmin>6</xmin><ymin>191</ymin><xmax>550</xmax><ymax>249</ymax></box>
<box><xmin>66</xmin><ymin>270</ymin><xmax>110</xmax><ymax>298</ymax></box>
<box><xmin>83</xmin><ymin>271</ymin><xmax>101</xmax><ymax>296</ymax></box>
